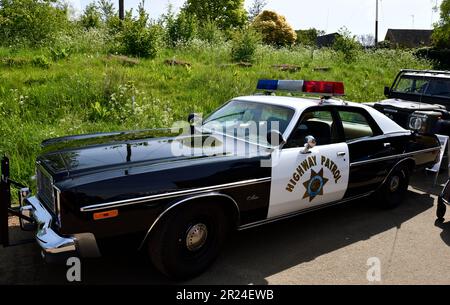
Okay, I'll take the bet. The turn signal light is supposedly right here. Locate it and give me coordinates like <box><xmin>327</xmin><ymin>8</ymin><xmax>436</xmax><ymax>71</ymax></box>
<box><xmin>93</xmin><ymin>209</ymin><xmax>119</xmax><ymax>220</ymax></box>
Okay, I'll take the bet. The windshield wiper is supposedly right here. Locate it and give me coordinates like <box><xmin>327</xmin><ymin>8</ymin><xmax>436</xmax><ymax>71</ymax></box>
<box><xmin>203</xmin><ymin>111</ymin><xmax>245</xmax><ymax>124</ymax></box>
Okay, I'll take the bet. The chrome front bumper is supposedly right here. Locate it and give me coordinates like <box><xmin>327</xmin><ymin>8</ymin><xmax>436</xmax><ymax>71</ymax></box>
<box><xmin>24</xmin><ymin>196</ymin><xmax>100</xmax><ymax>261</ymax></box>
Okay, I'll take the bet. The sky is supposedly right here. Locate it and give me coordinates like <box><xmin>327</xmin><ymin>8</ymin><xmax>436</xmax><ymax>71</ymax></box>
<box><xmin>68</xmin><ymin>0</ymin><xmax>443</xmax><ymax>40</ymax></box>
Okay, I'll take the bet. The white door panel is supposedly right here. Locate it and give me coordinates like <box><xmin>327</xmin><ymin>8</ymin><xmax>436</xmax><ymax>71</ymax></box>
<box><xmin>268</xmin><ymin>143</ymin><xmax>350</xmax><ymax>218</ymax></box>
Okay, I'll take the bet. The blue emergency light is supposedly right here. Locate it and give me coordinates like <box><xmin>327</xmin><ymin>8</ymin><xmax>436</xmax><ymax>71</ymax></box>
<box><xmin>256</xmin><ymin>79</ymin><xmax>345</xmax><ymax>96</ymax></box>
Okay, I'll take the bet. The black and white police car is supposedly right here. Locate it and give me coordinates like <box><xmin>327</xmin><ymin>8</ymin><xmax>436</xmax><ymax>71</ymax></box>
<box><xmin>0</xmin><ymin>79</ymin><xmax>441</xmax><ymax>280</ymax></box>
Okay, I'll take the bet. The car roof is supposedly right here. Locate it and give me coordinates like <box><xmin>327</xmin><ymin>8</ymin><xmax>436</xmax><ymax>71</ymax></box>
<box><xmin>233</xmin><ymin>95</ymin><xmax>407</xmax><ymax>135</ymax></box>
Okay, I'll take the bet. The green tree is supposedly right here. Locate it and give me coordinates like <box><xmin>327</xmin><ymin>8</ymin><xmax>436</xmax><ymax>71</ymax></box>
<box><xmin>296</xmin><ymin>28</ymin><xmax>324</xmax><ymax>46</ymax></box>
<box><xmin>116</xmin><ymin>2</ymin><xmax>160</xmax><ymax>58</ymax></box>
<box><xmin>0</xmin><ymin>0</ymin><xmax>69</xmax><ymax>47</ymax></box>
<box><xmin>163</xmin><ymin>5</ymin><xmax>197</xmax><ymax>47</ymax></box>
<box><xmin>248</xmin><ymin>0</ymin><xmax>267</xmax><ymax>22</ymax></box>
<box><xmin>183</xmin><ymin>0</ymin><xmax>247</xmax><ymax>30</ymax></box>
<box><xmin>231</xmin><ymin>26</ymin><xmax>261</xmax><ymax>62</ymax></box>
<box><xmin>98</xmin><ymin>0</ymin><xmax>115</xmax><ymax>22</ymax></box>
<box><xmin>80</xmin><ymin>3</ymin><xmax>101</xmax><ymax>29</ymax></box>
<box><xmin>252</xmin><ymin>10</ymin><xmax>297</xmax><ymax>47</ymax></box>
<box><xmin>332</xmin><ymin>27</ymin><xmax>362</xmax><ymax>63</ymax></box>
<box><xmin>432</xmin><ymin>0</ymin><xmax>450</xmax><ymax>49</ymax></box>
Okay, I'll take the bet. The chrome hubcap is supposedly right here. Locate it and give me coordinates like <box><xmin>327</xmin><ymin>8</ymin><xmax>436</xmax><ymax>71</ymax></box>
<box><xmin>389</xmin><ymin>175</ymin><xmax>400</xmax><ymax>192</ymax></box>
<box><xmin>186</xmin><ymin>223</ymin><xmax>208</xmax><ymax>251</ymax></box>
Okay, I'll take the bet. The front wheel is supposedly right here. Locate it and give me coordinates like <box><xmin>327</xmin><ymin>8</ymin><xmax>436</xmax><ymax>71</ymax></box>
<box><xmin>376</xmin><ymin>166</ymin><xmax>410</xmax><ymax>209</ymax></box>
<box><xmin>148</xmin><ymin>202</ymin><xmax>229</xmax><ymax>280</ymax></box>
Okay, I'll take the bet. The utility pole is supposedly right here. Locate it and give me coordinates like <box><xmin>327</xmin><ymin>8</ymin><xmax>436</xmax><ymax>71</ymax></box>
<box><xmin>375</xmin><ymin>0</ymin><xmax>379</xmax><ymax>46</ymax></box>
<box><xmin>119</xmin><ymin>0</ymin><xmax>124</xmax><ymax>20</ymax></box>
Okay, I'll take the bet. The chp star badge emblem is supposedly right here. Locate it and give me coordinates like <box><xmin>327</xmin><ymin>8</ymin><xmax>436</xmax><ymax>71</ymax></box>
<box><xmin>302</xmin><ymin>168</ymin><xmax>329</xmax><ymax>202</ymax></box>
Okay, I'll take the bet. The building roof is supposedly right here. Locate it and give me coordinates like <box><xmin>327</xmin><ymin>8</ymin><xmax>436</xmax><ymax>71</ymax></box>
<box><xmin>384</xmin><ymin>29</ymin><xmax>433</xmax><ymax>48</ymax></box>
<box><xmin>316</xmin><ymin>33</ymin><xmax>341</xmax><ymax>48</ymax></box>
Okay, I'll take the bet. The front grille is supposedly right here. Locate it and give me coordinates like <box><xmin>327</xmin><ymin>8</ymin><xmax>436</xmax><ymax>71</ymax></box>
<box><xmin>36</xmin><ymin>165</ymin><xmax>56</xmax><ymax>213</ymax></box>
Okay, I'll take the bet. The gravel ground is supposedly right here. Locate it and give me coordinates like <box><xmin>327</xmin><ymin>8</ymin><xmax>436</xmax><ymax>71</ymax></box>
<box><xmin>1</xmin><ymin>172</ymin><xmax>449</xmax><ymax>285</ymax></box>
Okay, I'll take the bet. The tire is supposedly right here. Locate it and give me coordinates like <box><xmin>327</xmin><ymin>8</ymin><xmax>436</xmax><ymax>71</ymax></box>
<box><xmin>437</xmin><ymin>199</ymin><xmax>447</xmax><ymax>221</ymax></box>
<box><xmin>148</xmin><ymin>202</ymin><xmax>229</xmax><ymax>280</ymax></box>
<box><xmin>376</xmin><ymin>166</ymin><xmax>410</xmax><ymax>209</ymax></box>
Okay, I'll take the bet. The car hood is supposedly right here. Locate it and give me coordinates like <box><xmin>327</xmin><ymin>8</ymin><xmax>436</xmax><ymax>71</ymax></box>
<box><xmin>37</xmin><ymin>129</ymin><xmax>263</xmax><ymax>177</ymax></box>
<box><xmin>374</xmin><ymin>98</ymin><xmax>446</xmax><ymax>111</ymax></box>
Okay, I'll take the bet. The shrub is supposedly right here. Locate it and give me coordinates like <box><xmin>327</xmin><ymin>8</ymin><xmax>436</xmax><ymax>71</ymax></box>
<box><xmin>197</xmin><ymin>19</ymin><xmax>224</xmax><ymax>45</ymax></box>
<box><xmin>231</xmin><ymin>27</ymin><xmax>261</xmax><ymax>62</ymax></box>
<box><xmin>31</xmin><ymin>55</ymin><xmax>50</xmax><ymax>69</ymax></box>
<box><xmin>432</xmin><ymin>0</ymin><xmax>450</xmax><ymax>49</ymax></box>
<box><xmin>416</xmin><ymin>48</ymin><xmax>450</xmax><ymax>70</ymax></box>
<box><xmin>332</xmin><ymin>27</ymin><xmax>362</xmax><ymax>63</ymax></box>
<box><xmin>165</xmin><ymin>9</ymin><xmax>198</xmax><ymax>47</ymax></box>
<box><xmin>0</xmin><ymin>0</ymin><xmax>70</xmax><ymax>47</ymax></box>
<box><xmin>115</xmin><ymin>6</ymin><xmax>160</xmax><ymax>58</ymax></box>
<box><xmin>49</xmin><ymin>46</ymin><xmax>71</xmax><ymax>61</ymax></box>
<box><xmin>252</xmin><ymin>10</ymin><xmax>297</xmax><ymax>47</ymax></box>
<box><xmin>80</xmin><ymin>3</ymin><xmax>102</xmax><ymax>30</ymax></box>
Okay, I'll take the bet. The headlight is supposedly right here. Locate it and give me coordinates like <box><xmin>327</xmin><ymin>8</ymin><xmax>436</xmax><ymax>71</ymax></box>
<box><xmin>409</xmin><ymin>116</ymin><xmax>424</xmax><ymax>130</ymax></box>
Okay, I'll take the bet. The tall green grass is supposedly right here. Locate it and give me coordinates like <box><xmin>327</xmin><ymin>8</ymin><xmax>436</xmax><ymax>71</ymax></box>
<box><xmin>0</xmin><ymin>43</ymin><xmax>431</xmax><ymax>187</ymax></box>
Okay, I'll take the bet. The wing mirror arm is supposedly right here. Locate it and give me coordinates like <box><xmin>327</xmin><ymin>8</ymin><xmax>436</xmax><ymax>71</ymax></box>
<box><xmin>188</xmin><ymin>113</ymin><xmax>202</xmax><ymax>134</ymax></box>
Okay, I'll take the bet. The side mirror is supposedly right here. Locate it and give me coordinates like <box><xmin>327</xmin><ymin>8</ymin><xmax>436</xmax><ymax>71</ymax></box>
<box><xmin>302</xmin><ymin>135</ymin><xmax>317</xmax><ymax>154</ymax></box>
<box><xmin>384</xmin><ymin>86</ymin><xmax>391</xmax><ymax>97</ymax></box>
<box><xmin>188</xmin><ymin>113</ymin><xmax>202</xmax><ymax>134</ymax></box>
<box><xmin>267</xmin><ymin>130</ymin><xmax>286</xmax><ymax>147</ymax></box>
<box><xmin>188</xmin><ymin>113</ymin><xmax>202</xmax><ymax>125</ymax></box>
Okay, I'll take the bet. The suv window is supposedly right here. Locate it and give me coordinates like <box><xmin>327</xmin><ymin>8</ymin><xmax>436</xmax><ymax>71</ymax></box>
<box><xmin>424</xmin><ymin>79</ymin><xmax>450</xmax><ymax>98</ymax></box>
<box><xmin>286</xmin><ymin>110</ymin><xmax>339</xmax><ymax>148</ymax></box>
<box><xmin>338</xmin><ymin>110</ymin><xmax>374</xmax><ymax>141</ymax></box>
<box><xmin>394</xmin><ymin>76</ymin><xmax>429</xmax><ymax>94</ymax></box>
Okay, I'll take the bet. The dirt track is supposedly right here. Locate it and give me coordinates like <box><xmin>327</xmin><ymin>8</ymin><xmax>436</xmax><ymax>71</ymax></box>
<box><xmin>1</xmin><ymin>172</ymin><xmax>450</xmax><ymax>285</ymax></box>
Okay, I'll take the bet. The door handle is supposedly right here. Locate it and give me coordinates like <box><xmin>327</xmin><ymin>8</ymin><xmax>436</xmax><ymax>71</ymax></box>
<box><xmin>337</xmin><ymin>151</ymin><xmax>346</xmax><ymax>157</ymax></box>
<box><xmin>384</xmin><ymin>142</ymin><xmax>391</xmax><ymax>148</ymax></box>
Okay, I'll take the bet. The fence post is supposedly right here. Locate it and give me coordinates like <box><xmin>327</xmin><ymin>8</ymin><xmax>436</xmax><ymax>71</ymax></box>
<box><xmin>0</xmin><ymin>156</ymin><xmax>11</xmax><ymax>246</ymax></box>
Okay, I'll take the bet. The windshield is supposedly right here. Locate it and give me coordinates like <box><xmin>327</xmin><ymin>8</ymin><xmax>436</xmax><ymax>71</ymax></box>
<box><xmin>393</xmin><ymin>75</ymin><xmax>450</xmax><ymax>98</ymax></box>
<box><xmin>202</xmin><ymin>100</ymin><xmax>295</xmax><ymax>146</ymax></box>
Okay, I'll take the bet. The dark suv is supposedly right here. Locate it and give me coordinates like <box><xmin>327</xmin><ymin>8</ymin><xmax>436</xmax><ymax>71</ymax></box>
<box><xmin>372</xmin><ymin>69</ymin><xmax>450</xmax><ymax>135</ymax></box>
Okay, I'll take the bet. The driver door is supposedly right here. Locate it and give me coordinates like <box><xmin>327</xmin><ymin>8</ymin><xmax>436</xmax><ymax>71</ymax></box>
<box><xmin>268</xmin><ymin>108</ymin><xmax>350</xmax><ymax>218</ymax></box>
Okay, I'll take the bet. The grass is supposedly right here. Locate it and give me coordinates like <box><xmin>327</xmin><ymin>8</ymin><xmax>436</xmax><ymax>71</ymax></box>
<box><xmin>0</xmin><ymin>42</ymin><xmax>432</xmax><ymax>188</ymax></box>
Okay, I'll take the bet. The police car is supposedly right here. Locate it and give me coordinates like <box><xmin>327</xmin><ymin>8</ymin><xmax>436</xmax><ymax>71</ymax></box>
<box><xmin>0</xmin><ymin>79</ymin><xmax>441</xmax><ymax>280</ymax></box>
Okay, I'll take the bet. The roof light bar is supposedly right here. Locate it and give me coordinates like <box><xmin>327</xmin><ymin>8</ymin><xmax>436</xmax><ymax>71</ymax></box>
<box><xmin>256</xmin><ymin>79</ymin><xmax>345</xmax><ymax>96</ymax></box>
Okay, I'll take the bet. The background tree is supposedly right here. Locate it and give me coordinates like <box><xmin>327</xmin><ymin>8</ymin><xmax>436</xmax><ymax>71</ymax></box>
<box><xmin>296</xmin><ymin>28</ymin><xmax>324</xmax><ymax>46</ymax></box>
<box><xmin>0</xmin><ymin>0</ymin><xmax>69</xmax><ymax>47</ymax></box>
<box><xmin>183</xmin><ymin>0</ymin><xmax>247</xmax><ymax>30</ymax></box>
<box><xmin>252</xmin><ymin>10</ymin><xmax>297</xmax><ymax>47</ymax></box>
<box><xmin>248</xmin><ymin>0</ymin><xmax>267</xmax><ymax>22</ymax></box>
<box><xmin>332</xmin><ymin>27</ymin><xmax>362</xmax><ymax>62</ymax></box>
<box><xmin>80</xmin><ymin>3</ymin><xmax>102</xmax><ymax>29</ymax></box>
<box><xmin>432</xmin><ymin>0</ymin><xmax>450</xmax><ymax>49</ymax></box>
<box><xmin>358</xmin><ymin>34</ymin><xmax>375</xmax><ymax>48</ymax></box>
<box><xmin>98</xmin><ymin>0</ymin><xmax>115</xmax><ymax>22</ymax></box>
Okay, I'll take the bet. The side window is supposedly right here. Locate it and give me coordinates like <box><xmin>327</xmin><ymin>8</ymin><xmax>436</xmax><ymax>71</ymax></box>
<box><xmin>286</xmin><ymin>110</ymin><xmax>338</xmax><ymax>148</ymax></box>
<box><xmin>338</xmin><ymin>110</ymin><xmax>375</xmax><ymax>141</ymax></box>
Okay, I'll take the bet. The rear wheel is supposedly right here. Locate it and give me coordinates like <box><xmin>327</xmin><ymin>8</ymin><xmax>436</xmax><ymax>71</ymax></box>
<box><xmin>148</xmin><ymin>202</ymin><xmax>229</xmax><ymax>280</ymax></box>
<box><xmin>376</xmin><ymin>166</ymin><xmax>410</xmax><ymax>209</ymax></box>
